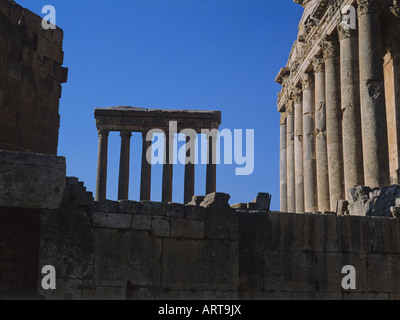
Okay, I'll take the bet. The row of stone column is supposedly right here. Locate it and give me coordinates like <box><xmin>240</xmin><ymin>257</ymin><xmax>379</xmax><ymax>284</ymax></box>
<box><xmin>95</xmin><ymin>131</ymin><xmax>217</xmax><ymax>203</ymax></box>
<box><xmin>280</xmin><ymin>0</ymin><xmax>390</xmax><ymax>213</ymax></box>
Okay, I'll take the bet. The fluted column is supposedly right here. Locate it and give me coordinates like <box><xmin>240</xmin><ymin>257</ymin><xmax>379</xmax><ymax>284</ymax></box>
<box><xmin>118</xmin><ymin>131</ymin><xmax>132</xmax><ymax>200</ymax></box>
<box><xmin>302</xmin><ymin>73</ymin><xmax>318</xmax><ymax>212</ymax></box>
<box><xmin>184</xmin><ymin>134</ymin><xmax>196</xmax><ymax>204</ymax></box>
<box><xmin>280</xmin><ymin>112</ymin><xmax>288</xmax><ymax>212</ymax></box>
<box><xmin>95</xmin><ymin>129</ymin><xmax>109</xmax><ymax>201</ymax></box>
<box><xmin>357</xmin><ymin>0</ymin><xmax>390</xmax><ymax>187</ymax></box>
<box><xmin>338</xmin><ymin>25</ymin><xmax>364</xmax><ymax>199</ymax></box>
<box><xmin>313</xmin><ymin>56</ymin><xmax>330</xmax><ymax>212</ymax></box>
<box><xmin>293</xmin><ymin>88</ymin><xmax>304</xmax><ymax>213</ymax></box>
<box><xmin>323</xmin><ymin>35</ymin><xmax>345</xmax><ymax>210</ymax></box>
<box><xmin>286</xmin><ymin>101</ymin><xmax>296</xmax><ymax>213</ymax></box>
<box><xmin>206</xmin><ymin>131</ymin><xmax>217</xmax><ymax>195</ymax></box>
<box><xmin>140</xmin><ymin>131</ymin><xmax>152</xmax><ymax>201</ymax></box>
<box><xmin>162</xmin><ymin>132</ymin><xmax>173</xmax><ymax>203</ymax></box>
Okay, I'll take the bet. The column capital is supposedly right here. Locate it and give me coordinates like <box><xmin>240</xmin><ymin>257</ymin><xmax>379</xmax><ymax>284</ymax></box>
<box><xmin>337</xmin><ymin>23</ymin><xmax>356</xmax><ymax>41</ymax></box>
<box><xmin>357</xmin><ymin>0</ymin><xmax>382</xmax><ymax>16</ymax></box>
<box><xmin>323</xmin><ymin>35</ymin><xmax>339</xmax><ymax>59</ymax></box>
<box><xmin>120</xmin><ymin>130</ymin><xmax>132</xmax><ymax>140</ymax></box>
<box><xmin>280</xmin><ymin>112</ymin><xmax>287</xmax><ymax>125</ymax></box>
<box><xmin>312</xmin><ymin>55</ymin><xmax>325</xmax><ymax>73</ymax></box>
<box><xmin>290</xmin><ymin>87</ymin><xmax>303</xmax><ymax>104</ymax></box>
<box><xmin>98</xmin><ymin>129</ymin><xmax>110</xmax><ymax>138</ymax></box>
<box><xmin>301</xmin><ymin>72</ymin><xmax>314</xmax><ymax>90</ymax></box>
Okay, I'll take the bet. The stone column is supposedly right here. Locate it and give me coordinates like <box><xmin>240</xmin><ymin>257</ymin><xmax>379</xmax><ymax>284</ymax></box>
<box><xmin>206</xmin><ymin>131</ymin><xmax>217</xmax><ymax>195</ymax></box>
<box><xmin>302</xmin><ymin>73</ymin><xmax>318</xmax><ymax>212</ymax></box>
<box><xmin>323</xmin><ymin>35</ymin><xmax>345</xmax><ymax>210</ymax></box>
<box><xmin>293</xmin><ymin>88</ymin><xmax>304</xmax><ymax>213</ymax></box>
<box><xmin>313</xmin><ymin>56</ymin><xmax>330</xmax><ymax>212</ymax></box>
<box><xmin>118</xmin><ymin>131</ymin><xmax>132</xmax><ymax>200</ymax></box>
<box><xmin>357</xmin><ymin>0</ymin><xmax>390</xmax><ymax>188</ymax></box>
<box><xmin>184</xmin><ymin>135</ymin><xmax>196</xmax><ymax>204</ymax></box>
<box><xmin>280</xmin><ymin>112</ymin><xmax>288</xmax><ymax>212</ymax></box>
<box><xmin>140</xmin><ymin>131</ymin><xmax>152</xmax><ymax>201</ymax></box>
<box><xmin>162</xmin><ymin>132</ymin><xmax>173</xmax><ymax>203</ymax></box>
<box><xmin>338</xmin><ymin>25</ymin><xmax>364</xmax><ymax>199</ymax></box>
<box><xmin>286</xmin><ymin>101</ymin><xmax>296</xmax><ymax>213</ymax></box>
<box><xmin>95</xmin><ymin>129</ymin><xmax>109</xmax><ymax>201</ymax></box>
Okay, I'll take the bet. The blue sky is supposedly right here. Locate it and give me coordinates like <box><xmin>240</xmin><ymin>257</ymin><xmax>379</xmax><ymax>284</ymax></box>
<box><xmin>18</xmin><ymin>0</ymin><xmax>303</xmax><ymax>210</ymax></box>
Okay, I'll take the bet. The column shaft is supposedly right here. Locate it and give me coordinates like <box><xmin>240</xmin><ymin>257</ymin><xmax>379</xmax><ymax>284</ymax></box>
<box><xmin>324</xmin><ymin>36</ymin><xmax>345</xmax><ymax>210</ymax></box>
<box><xmin>302</xmin><ymin>73</ymin><xmax>318</xmax><ymax>212</ymax></box>
<box><xmin>118</xmin><ymin>131</ymin><xmax>132</xmax><ymax>200</ymax></box>
<box><xmin>338</xmin><ymin>26</ymin><xmax>364</xmax><ymax>198</ymax></box>
<box><xmin>140</xmin><ymin>131</ymin><xmax>152</xmax><ymax>201</ymax></box>
<box><xmin>95</xmin><ymin>129</ymin><xmax>109</xmax><ymax>201</ymax></box>
<box><xmin>206</xmin><ymin>131</ymin><xmax>217</xmax><ymax>195</ymax></box>
<box><xmin>357</xmin><ymin>0</ymin><xmax>390</xmax><ymax>187</ymax></box>
<box><xmin>293</xmin><ymin>89</ymin><xmax>304</xmax><ymax>213</ymax></box>
<box><xmin>280</xmin><ymin>114</ymin><xmax>288</xmax><ymax>212</ymax></box>
<box><xmin>162</xmin><ymin>133</ymin><xmax>173</xmax><ymax>203</ymax></box>
<box><xmin>184</xmin><ymin>135</ymin><xmax>195</xmax><ymax>204</ymax></box>
<box><xmin>286</xmin><ymin>102</ymin><xmax>296</xmax><ymax>212</ymax></box>
<box><xmin>313</xmin><ymin>57</ymin><xmax>330</xmax><ymax>212</ymax></box>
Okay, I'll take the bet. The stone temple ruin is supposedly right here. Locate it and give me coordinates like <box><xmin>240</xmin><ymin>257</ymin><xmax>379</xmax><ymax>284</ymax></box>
<box><xmin>94</xmin><ymin>107</ymin><xmax>221</xmax><ymax>204</ymax></box>
<box><xmin>277</xmin><ymin>0</ymin><xmax>400</xmax><ymax>217</ymax></box>
<box><xmin>1</xmin><ymin>0</ymin><xmax>400</xmax><ymax>300</ymax></box>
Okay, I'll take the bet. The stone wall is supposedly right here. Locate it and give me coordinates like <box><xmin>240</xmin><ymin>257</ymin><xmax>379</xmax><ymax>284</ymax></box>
<box><xmin>0</xmin><ymin>208</ymin><xmax>41</xmax><ymax>299</ymax></box>
<box><xmin>37</xmin><ymin>189</ymin><xmax>400</xmax><ymax>300</ymax></box>
<box><xmin>0</xmin><ymin>0</ymin><xmax>67</xmax><ymax>154</ymax></box>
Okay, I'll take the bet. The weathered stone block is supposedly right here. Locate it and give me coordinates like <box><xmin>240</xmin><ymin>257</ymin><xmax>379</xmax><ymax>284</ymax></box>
<box><xmin>170</xmin><ymin>218</ymin><xmax>204</xmax><ymax>239</ymax></box>
<box><xmin>185</xmin><ymin>205</ymin><xmax>205</xmax><ymax>221</ymax></box>
<box><xmin>131</xmin><ymin>215</ymin><xmax>152</xmax><ymax>231</ymax></box>
<box><xmin>238</xmin><ymin>212</ymin><xmax>268</xmax><ymax>251</ymax></box>
<box><xmin>93</xmin><ymin>229</ymin><xmax>129</xmax><ymax>287</ymax></box>
<box><xmin>142</xmin><ymin>201</ymin><xmax>167</xmax><ymax>216</ymax></box>
<box><xmin>338</xmin><ymin>216</ymin><xmax>373</xmax><ymax>254</ymax></box>
<box><xmin>349</xmin><ymin>186</ymin><xmax>371</xmax><ymax>202</ymax></box>
<box><xmin>163</xmin><ymin>238</ymin><xmax>238</xmax><ymax>291</ymax></box>
<box><xmin>92</xmin><ymin>212</ymin><xmax>132</xmax><ymax>230</ymax></box>
<box><xmin>118</xmin><ymin>200</ymin><xmax>142</xmax><ymax>214</ymax></box>
<box><xmin>94</xmin><ymin>200</ymin><xmax>119</xmax><ymax>213</ymax></box>
<box><xmin>151</xmin><ymin>218</ymin><xmax>170</xmax><ymax>238</ymax></box>
<box><xmin>267</xmin><ymin>212</ymin><xmax>338</xmax><ymax>253</ymax></box>
<box><xmin>187</xmin><ymin>195</ymin><xmax>205</xmax><ymax>206</ymax></box>
<box><xmin>239</xmin><ymin>249</ymin><xmax>264</xmax><ymax>291</ymax></box>
<box><xmin>166</xmin><ymin>203</ymin><xmax>185</xmax><ymax>218</ymax></box>
<box><xmin>0</xmin><ymin>151</ymin><xmax>66</xmax><ymax>209</ymax></box>
<box><xmin>367</xmin><ymin>254</ymin><xmax>400</xmax><ymax>293</ymax></box>
<box><xmin>128</xmin><ymin>231</ymin><xmax>162</xmax><ymax>287</ymax></box>
<box><xmin>204</xmin><ymin>206</ymin><xmax>238</xmax><ymax>241</ymax></box>
<box><xmin>40</xmin><ymin>209</ymin><xmax>94</xmax><ymax>281</ymax></box>
<box><xmin>200</xmin><ymin>192</ymin><xmax>231</xmax><ymax>208</ymax></box>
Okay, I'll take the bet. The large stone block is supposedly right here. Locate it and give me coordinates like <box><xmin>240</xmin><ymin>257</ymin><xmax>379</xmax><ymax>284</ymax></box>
<box><xmin>0</xmin><ymin>151</ymin><xmax>66</xmax><ymax>209</ymax></box>
<box><xmin>367</xmin><ymin>254</ymin><xmax>400</xmax><ymax>293</ymax></box>
<box><xmin>170</xmin><ymin>218</ymin><xmax>204</xmax><ymax>239</ymax></box>
<box><xmin>92</xmin><ymin>212</ymin><xmax>132</xmax><ymax>230</ymax></box>
<box><xmin>93</xmin><ymin>229</ymin><xmax>130</xmax><ymax>287</ymax></box>
<box><xmin>40</xmin><ymin>209</ymin><xmax>94</xmax><ymax>282</ymax></box>
<box><xmin>162</xmin><ymin>238</ymin><xmax>238</xmax><ymax>291</ymax></box>
<box><xmin>128</xmin><ymin>231</ymin><xmax>162</xmax><ymax>287</ymax></box>
<box><xmin>204</xmin><ymin>206</ymin><xmax>238</xmax><ymax>241</ymax></box>
<box><xmin>338</xmin><ymin>216</ymin><xmax>373</xmax><ymax>254</ymax></box>
<box><xmin>266</xmin><ymin>212</ymin><xmax>338</xmax><ymax>253</ymax></box>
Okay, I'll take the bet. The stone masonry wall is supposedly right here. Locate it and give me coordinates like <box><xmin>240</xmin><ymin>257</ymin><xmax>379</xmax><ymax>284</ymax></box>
<box><xmin>37</xmin><ymin>188</ymin><xmax>400</xmax><ymax>300</ymax></box>
<box><xmin>0</xmin><ymin>208</ymin><xmax>41</xmax><ymax>299</ymax></box>
<box><xmin>0</xmin><ymin>0</ymin><xmax>67</xmax><ymax>154</ymax></box>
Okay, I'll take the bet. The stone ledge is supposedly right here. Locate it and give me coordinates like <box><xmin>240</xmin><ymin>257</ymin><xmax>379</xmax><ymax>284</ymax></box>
<box><xmin>0</xmin><ymin>150</ymin><xmax>66</xmax><ymax>209</ymax></box>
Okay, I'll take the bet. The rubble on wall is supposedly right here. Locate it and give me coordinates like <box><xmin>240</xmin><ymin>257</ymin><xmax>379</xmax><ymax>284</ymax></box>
<box><xmin>338</xmin><ymin>185</ymin><xmax>400</xmax><ymax>218</ymax></box>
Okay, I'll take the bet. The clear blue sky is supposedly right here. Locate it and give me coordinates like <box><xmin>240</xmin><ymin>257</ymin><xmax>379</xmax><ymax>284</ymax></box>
<box><xmin>18</xmin><ymin>0</ymin><xmax>303</xmax><ymax>210</ymax></box>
